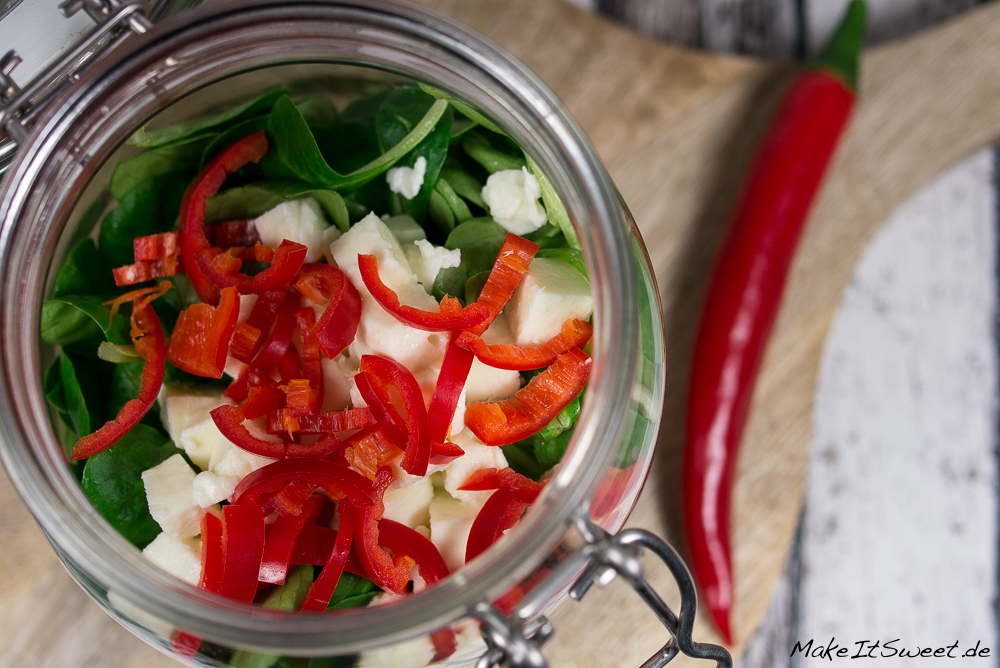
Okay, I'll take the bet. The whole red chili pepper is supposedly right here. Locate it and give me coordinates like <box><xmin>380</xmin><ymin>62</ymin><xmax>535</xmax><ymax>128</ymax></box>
<box><xmin>682</xmin><ymin>1</ymin><xmax>866</xmax><ymax>644</ymax></box>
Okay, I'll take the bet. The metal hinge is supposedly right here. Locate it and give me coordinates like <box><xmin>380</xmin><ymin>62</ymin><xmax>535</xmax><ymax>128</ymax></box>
<box><xmin>0</xmin><ymin>0</ymin><xmax>151</xmax><ymax>172</ymax></box>
<box><xmin>469</xmin><ymin>512</ymin><xmax>733</xmax><ymax>668</ymax></box>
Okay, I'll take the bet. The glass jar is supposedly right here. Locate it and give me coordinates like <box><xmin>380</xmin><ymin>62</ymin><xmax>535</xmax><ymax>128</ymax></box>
<box><xmin>0</xmin><ymin>2</ymin><xmax>708</xmax><ymax>666</ymax></box>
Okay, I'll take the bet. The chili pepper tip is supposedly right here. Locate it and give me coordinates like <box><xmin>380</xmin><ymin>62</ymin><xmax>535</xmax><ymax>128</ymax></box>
<box><xmin>808</xmin><ymin>0</ymin><xmax>867</xmax><ymax>92</ymax></box>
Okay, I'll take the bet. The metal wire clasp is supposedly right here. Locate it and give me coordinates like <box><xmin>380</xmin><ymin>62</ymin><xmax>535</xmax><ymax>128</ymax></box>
<box><xmin>469</xmin><ymin>512</ymin><xmax>733</xmax><ymax>668</ymax></box>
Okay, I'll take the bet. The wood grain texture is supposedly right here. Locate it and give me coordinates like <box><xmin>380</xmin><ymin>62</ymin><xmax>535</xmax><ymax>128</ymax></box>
<box><xmin>3</xmin><ymin>0</ymin><xmax>1000</xmax><ymax>666</ymax></box>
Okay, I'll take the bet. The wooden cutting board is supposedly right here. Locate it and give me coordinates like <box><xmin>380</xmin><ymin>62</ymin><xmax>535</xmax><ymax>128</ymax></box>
<box><xmin>3</xmin><ymin>1</ymin><xmax>1000</xmax><ymax>666</ymax></box>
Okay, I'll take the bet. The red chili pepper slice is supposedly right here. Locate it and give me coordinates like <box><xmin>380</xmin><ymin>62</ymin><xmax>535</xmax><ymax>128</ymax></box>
<box><xmin>179</xmin><ymin>131</ymin><xmax>269</xmax><ymax>305</ymax></box>
<box><xmin>113</xmin><ymin>256</ymin><xmax>182</xmax><ymax>287</ymax></box>
<box><xmin>134</xmin><ymin>231</ymin><xmax>179</xmax><ymax>261</ymax></box>
<box><xmin>230</xmin><ymin>288</ymin><xmax>287</xmax><ymax>363</ymax></box>
<box><xmin>683</xmin><ymin>2</ymin><xmax>865</xmax><ymax>644</ymax></box>
<box><xmin>211</xmin><ymin>404</ymin><xmax>343</xmax><ymax>460</ymax></box>
<box><xmin>69</xmin><ymin>297</ymin><xmax>167</xmax><ymax>460</ymax></box>
<box><xmin>266</xmin><ymin>407</ymin><xmax>375</xmax><ymax>436</ymax></box>
<box><xmin>458</xmin><ymin>467</ymin><xmax>544</xmax><ymax>504</ymax></box>
<box><xmin>354</xmin><ymin>372</ymin><xmax>408</xmax><ymax>447</ymax></box>
<box><xmin>353</xmin><ymin>468</ymin><xmax>412</xmax><ymax>594</ymax></box>
<box><xmin>300</xmin><ymin>500</ymin><xmax>356</xmax><ymax>611</ymax></box>
<box><xmin>377</xmin><ymin>518</ymin><xmax>449</xmax><ymax>584</ymax></box>
<box><xmin>167</xmin><ymin>286</ymin><xmax>240</xmax><ymax>378</ymax></box>
<box><xmin>342</xmin><ymin>426</ymin><xmax>403</xmax><ymax>481</ymax></box>
<box><xmin>431</xmin><ymin>629</ymin><xmax>458</xmax><ymax>664</ymax></box>
<box><xmin>259</xmin><ymin>494</ymin><xmax>325</xmax><ymax>585</ymax></box>
<box><xmin>357</xmin><ymin>254</ymin><xmax>488</xmax><ymax>331</ymax></box>
<box><xmin>293</xmin><ymin>264</ymin><xmax>362</xmax><ymax>359</ymax></box>
<box><xmin>426</xmin><ymin>233</ymin><xmax>539</xmax><ymax>442</ymax></box>
<box><xmin>244</xmin><ymin>386</ymin><xmax>286</xmax><ymax>420</ymax></box>
<box><xmin>290</xmin><ymin>525</ymin><xmax>366</xmax><ymax>577</ymax></box>
<box><xmin>358</xmin><ymin>355</ymin><xmax>430</xmax><ymax>476</ymax></box>
<box><xmin>218</xmin><ymin>504</ymin><xmax>266</xmax><ymax>602</ymax></box>
<box><xmin>278</xmin><ymin>345</ymin><xmax>302</xmax><ymax>385</ymax></box>
<box><xmin>464</xmin><ymin>348</ymin><xmax>591</xmax><ymax>446</ymax></box>
<box><xmin>196</xmin><ymin>239</ymin><xmax>308</xmax><ymax>296</ymax></box>
<box><xmin>465</xmin><ymin>489</ymin><xmax>527</xmax><ymax>563</ymax></box>
<box><xmin>290</xmin><ymin>307</ymin><xmax>324</xmax><ymax>415</ymax></box>
<box><xmin>225</xmin><ymin>291</ymin><xmax>301</xmax><ymax>403</ymax></box>
<box><xmin>199</xmin><ymin>512</ymin><xmax>224</xmax><ymax>593</ymax></box>
<box><xmin>456</xmin><ymin>318</ymin><xmax>593</xmax><ymax>371</ymax></box>
<box><xmin>233</xmin><ymin>458</ymin><xmax>376</xmax><ymax>509</ymax></box>
<box><xmin>205</xmin><ymin>219</ymin><xmax>260</xmax><ymax>248</ymax></box>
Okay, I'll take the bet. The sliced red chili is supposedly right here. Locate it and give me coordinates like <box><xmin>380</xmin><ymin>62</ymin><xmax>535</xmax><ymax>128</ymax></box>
<box><xmin>354</xmin><ymin>371</ymin><xmax>408</xmax><ymax>447</ymax></box>
<box><xmin>196</xmin><ymin>239</ymin><xmax>308</xmax><ymax>296</ymax></box>
<box><xmin>234</xmin><ymin>458</ymin><xmax>376</xmax><ymax>509</ymax></box>
<box><xmin>259</xmin><ymin>494</ymin><xmax>325</xmax><ymax>585</ymax></box>
<box><xmin>358</xmin><ymin>254</ymin><xmax>488</xmax><ymax>331</ymax></box>
<box><xmin>456</xmin><ymin>318</ymin><xmax>593</xmax><ymax>371</ymax></box>
<box><xmin>219</xmin><ymin>504</ymin><xmax>266</xmax><ymax>602</ymax></box>
<box><xmin>354</xmin><ymin>468</ymin><xmax>412</xmax><ymax>594</ymax></box>
<box><xmin>134</xmin><ymin>231</ymin><xmax>179</xmax><ymax>261</ymax></box>
<box><xmin>205</xmin><ymin>219</ymin><xmax>259</xmax><ymax>248</ymax></box>
<box><xmin>211</xmin><ymin>404</ymin><xmax>343</xmax><ymax>460</ymax></box>
<box><xmin>113</xmin><ymin>256</ymin><xmax>181</xmax><ymax>287</ymax></box>
<box><xmin>294</xmin><ymin>264</ymin><xmax>362</xmax><ymax>359</ymax></box>
<box><xmin>465</xmin><ymin>348</ymin><xmax>591</xmax><ymax>446</ymax></box>
<box><xmin>465</xmin><ymin>490</ymin><xmax>527</xmax><ymax>563</ymax></box>
<box><xmin>377</xmin><ymin>518</ymin><xmax>449</xmax><ymax>584</ymax></box>
<box><xmin>70</xmin><ymin>299</ymin><xmax>166</xmax><ymax>460</ymax></box>
<box><xmin>230</xmin><ymin>288</ymin><xmax>286</xmax><ymax>363</ymax></box>
<box><xmin>225</xmin><ymin>291</ymin><xmax>301</xmax><ymax>403</ymax></box>
<box><xmin>167</xmin><ymin>286</ymin><xmax>240</xmax><ymax>378</ymax></box>
<box><xmin>358</xmin><ymin>355</ymin><xmax>430</xmax><ymax>476</ymax></box>
<box><xmin>300</xmin><ymin>500</ymin><xmax>356</xmax><ymax>611</ymax></box>
<box><xmin>179</xmin><ymin>131</ymin><xmax>269</xmax><ymax>304</ymax></box>
<box><xmin>290</xmin><ymin>525</ymin><xmax>366</xmax><ymax>577</ymax></box>
<box><xmin>199</xmin><ymin>512</ymin><xmax>224</xmax><ymax>593</ymax></box>
<box><xmin>244</xmin><ymin>386</ymin><xmax>286</xmax><ymax>421</ymax></box>
<box><xmin>267</xmin><ymin>406</ymin><xmax>375</xmax><ymax>436</ymax></box>
<box><xmin>343</xmin><ymin>426</ymin><xmax>403</xmax><ymax>481</ymax></box>
<box><xmin>291</xmin><ymin>307</ymin><xmax>323</xmax><ymax>415</ymax></box>
<box><xmin>458</xmin><ymin>467</ymin><xmax>544</xmax><ymax>504</ymax></box>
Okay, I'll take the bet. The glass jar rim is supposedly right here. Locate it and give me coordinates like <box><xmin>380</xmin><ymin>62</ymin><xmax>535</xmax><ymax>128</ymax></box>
<box><xmin>0</xmin><ymin>0</ymin><xmax>644</xmax><ymax>655</ymax></box>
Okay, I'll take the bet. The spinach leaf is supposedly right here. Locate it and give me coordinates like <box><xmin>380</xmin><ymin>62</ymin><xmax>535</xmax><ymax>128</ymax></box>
<box><xmin>462</xmin><ymin>128</ymin><xmax>525</xmax><ymax>174</ymax></box>
<box><xmin>417</xmin><ymin>83</ymin><xmax>505</xmax><ymax>135</ymax></box>
<box><xmin>41</xmin><ymin>295</ymin><xmax>132</xmax><ymax>346</ymax></box>
<box><xmin>327</xmin><ymin>572</ymin><xmax>379</xmax><ymax>610</ymax></box>
<box><xmin>538</xmin><ymin>393</ymin><xmax>582</xmax><ymax>441</ymax></box>
<box><xmin>464</xmin><ymin>270</ymin><xmax>491</xmax><ymax>304</ymax></box>
<box><xmin>526</xmin><ymin>155</ymin><xmax>579</xmax><ymax>249</ymax></box>
<box><xmin>80</xmin><ymin>425</ymin><xmax>179</xmax><ymax>547</ymax></box>
<box><xmin>264</xmin><ymin>95</ymin><xmax>448</xmax><ymax>191</ymax></box>
<box><xmin>54</xmin><ymin>239</ymin><xmax>115</xmax><ymax>298</ymax></box>
<box><xmin>398</xmin><ymin>106</ymin><xmax>453</xmax><ymax>223</ymax></box>
<box><xmin>537</xmin><ymin>247</ymin><xmax>588</xmax><ymax>278</ymax></box>
<box><xmin>100</xmin><ymin>172</ymin><xmax>189</xmax><ymax>266</ymax></box>
<box><xmin>295</xmin><ymin>95</ymin><xmax>339</xmax><ymax>129</ymax></box>
<box><xmin>427</xmin><ymin>189</ymin><xmax>454</xmax><ymax>236</ymax></box>
<box><xmin>439</xmin><ymin>167</ymin><xmax>485</xmax><ymax>208</ymax></box>
<box><xmin>450</xmin><ymin>116</ymin><xmax>478</xmax><ymax>140</ymax></box>
<box><xmin>501</xmin><ymin>440</ymin><xmax>545</xmax><ymax>481</ymax></box>
<box><xmin>107</xmin><ymin>360</ymin><xmax>163</xmax><ymax>430</ymax></box>
<box><xmin>433</xmin><ymin>218</ymin><xmax>507</xmax><ymax>302</ymax></box>
<box><xmin>434</xmin><ymin>177</ymin><xmax>472</xmax><ymax>224</ymax></box>
<box><xmin>110</xmin><ymin>138</ymin><xmax>209</xmax><ymax>201</ymax></box>
<box><xmin>199</xmin><ymin>116</ymin><xmax>269</xmax><ymax>168</ymax></box>
<box><xmin>206</xmin><ymin>182</ymin><xmax>349</xmax><ymax>232</ymax></box>
<box><xmin>128</xmin><ymin>90</ymin><xmax>289</xmax><ymax>148</ymax></box>
<box><xmin>525</xmin><ymin>224</ymin><xmax>567</xmax><ymax>250</ymax></box>
<box><xmin>58</xmin><ymin>353</ymin><xmax>111</xmax><ymax>438</ymax></box>
<box><xmin>534</xmin><ymin>426</ymin><xmax>574</xmax><ymax>472</ymax></box>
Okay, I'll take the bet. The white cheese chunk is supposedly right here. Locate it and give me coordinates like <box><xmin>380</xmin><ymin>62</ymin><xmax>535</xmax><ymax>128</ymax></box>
<box><xmin>192</xmin><ymin>470</ymin><xmax>239</xmax><ymax>508</ymax></box>
<box><xmin>357</xmin><ymin>630</ymin><xmax>435</xmax><ymax>668</ymax></box>
<box><xmin>177</xmin><ymin>417</ymin><xmax>231</xmax><ymax>471</ymax></box>
<box><xmin>462</xmin><ymin>312</ymin><xmax>521</xmax><ymax>403</ymax></box>
<box><xmin>331</xmin><ymin>213</ymin><xmax>448</xmax><ymax>370</ymax></box>
<box><xmin>450</xmin><ymin>384</ymin><xmax>468</xmax><ymax>437</ymax></box>
<box><xmin>443</xmin><ymin>440</ymin><xmax>508</xmax><ymax>505</ymax></box>
<box><xmin>142</xmin><ymin>533</ymin><xmax>202</xmax><ymax>586</ymax></box>
<box><xmin>507</xmin><ymin>256</ymin><xmax>593</xmax><ymax>346</ymax></box>
<box><xmin>320</xmin><ymin>356</ymin><xmax>352</xmax><ymax>412</ymax></box>
<box><xmin>142</xmin><ymin>454</ymin><xmax>206</xmax><ymax>539</ymax></box>
<box><xmin>404</xmin><ymin>239</ymin><xmax>461</xmax><ymax>293</ymax></box>
<box><xmin>254</xmin><ymin>198</ymin><xmax>330</xmax><ymax>263</ymax></box>
<box><xmin>481</xmin><ymin>167</ymin><xmax>547</xmax><ymax>235</ymax></box>
<box><xmin>384</xmin><ymin>214</ymin><xmax>426</xmax><ymax>246</ymax></box>
<box><xmin>209</xmin><ymin>430</ymin><xmax>277</xmax><ymax>480</ymax></box>
<box><xmin>385</xmin><ymin>156</ymin><xmax>427</xmax><ymax>200</ymax></box>
<box><xmin>159</xmin><ymin>387</ymin><xmax>226</xmax><ymax>448</ymax></box>
<box><xmin>381</xmin><ymin>474</ymin><xmax>434</xmax><ymax>530</ymax></box>
<box><xmin>428</xmin><ymin>489</ymin><xmax>485</xmax><ymax>573</ymax></box>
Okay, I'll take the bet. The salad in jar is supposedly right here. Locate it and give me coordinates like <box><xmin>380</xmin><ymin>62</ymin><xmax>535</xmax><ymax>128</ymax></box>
<box><xmin>41</xmin><ymin>82</ymin><xmax>593</xmax><ymax>665</ymax></box>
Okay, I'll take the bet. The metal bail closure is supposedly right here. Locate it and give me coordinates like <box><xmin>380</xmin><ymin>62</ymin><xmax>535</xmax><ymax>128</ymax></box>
<box><xmin>468</xmin><ymin>511</ymin><xmax>734</xmax><ymax>668</ymax></box>
<box><xmin>0</xmin><ymin>0</ymin><xmax>151</xmax><ymax>171</ymax></box>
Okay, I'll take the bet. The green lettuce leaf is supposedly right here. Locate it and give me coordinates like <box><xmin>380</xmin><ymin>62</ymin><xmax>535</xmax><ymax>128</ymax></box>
<box><xmin>433</xmin><ymin>217</ymin><xmax>507</xmax><ymax>302</ymax></box>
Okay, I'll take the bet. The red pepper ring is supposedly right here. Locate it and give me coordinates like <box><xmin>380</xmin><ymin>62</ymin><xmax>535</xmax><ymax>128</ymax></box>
<box><xmin>358</xmin><ymin>254</ymin><xmax>489</xmax><ymax>332</ymax></box>
<box><xmin>458</xmin><ymin>467</ymin><xmax>545</xmax><ymax>504</ymax></box>
<box><xmin>195</xmin><ymin>239</ymin><xmax>308</xmax><ymax>296</ymax></box>
<box><xmin>211</xmin><ymin>404</ymin><xmax>344</xmax><ymax>459</ymax></box>
<box><xmin>464</xmin><ymin>348</ymin><xmax>592</xmax><ymax>446</ymax></box>
<box><xmin>358</xmin><ymin>355</ymin><xmax>431</xmax><ymax>476</ymax></box>
<box><xmin>219</xmin><ymin>504</ymin><xmax>266</xmax><ymax>602</ymax></box>
<box><xmin>233</xmin><ymin>458</ymin><xmax>376</xmax><ymax>509</ymax></box>
<box><xmin>354</xmin><ymin>371</ymin><xmax>408</xmax><ymax>447</ymax></box>
<box><xmin>455</xmin><ymin>318</ymin><xmax>593</xmax><ymax>371</ymax></box>
<box><xmin>225</xmin><ymin>291</ymin><xmax>301</xmax><ymax>403</ymax></box>
<box><xmin>259</xmin><ymin>494</ymin><xmax>325</xmax><ymax>585</ymax></box>
<box><xmin>266</xmin><ymin>406</ymin><xmax>375</xmax><ymax>436</ymax></box>
<box><xmin>199</xmin><ymin>512</ymin><xmax>224</xmax><ymax>593</ymax></box>
<box><xmin>465</xmin><ymin>489</ymin><xmax>528</xmax><ymax>563</ymax></box>
<box><xmin>377</xmin><ymin>518</ymin><xmax>450</xmax><ymax>584</ymax></box>
<box><xmin>353</xmin><ymin>467</ymin><xmax>411</xmax><ymax>594</ymax></box>
<box><xmin>179</xmin><ymin>131</ymin><xmax>269</xmax><ymax>305</ymax></box>
<box><xmin>300</xmin><ymin>500</ymin><xmax>356</xmax><ymax>611</ymax></box>
<box><xmin>70</xmin><ymin>299</ymin><xmax>167</xmax><ymax>460</ymax></box>
<box><xmin>289</xmin><ymin>524</ymin><xmax>366</xmax><ymax>577</ymax></box>
<box><xmin>294</xmin><ymin>263</ymin><xmax>362</xmax><ymax>359</ymax></box>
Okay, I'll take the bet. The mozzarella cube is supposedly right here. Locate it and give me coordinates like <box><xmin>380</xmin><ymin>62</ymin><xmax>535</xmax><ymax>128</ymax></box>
<box><xmin>381</xmin><ymin>474</ymin><xmax>434</xmax><ymax>530</ymax></box>
<box><xmin>142</xmin><ymin>454</ymin><xmax>206</xmax><ymax>539</ymax></box>
<box><xmin>320</xmin><ymin>356</ymin><xmax>352</xmax><ymax>412</ymax></box>
<box><xmin>507</xmin><ymin>257</ymin><xmax>593</xmax><ymax>346</ymax></box>
<box><xmin>177</xmin><ymin>417</ymin><xmax>231</xmax><ymax>471</ymax></box>
<box><xmin>465</xmin><ymin>359</ymin><xmax>521</xmax><ymax>404</ymax></box>
<box><xmin>428</xmin><ymin>489</ymin><xmax>485</xmax><ymax>573</ymax></box>
<box><xmin>384</xmin><ymin>214</ymin><xmax>426</xmax><ymax>246</ymax></box>
<box><xmin>450</xmin><ymin>384</ymin><xmax>468</xmax><ymax>437</ymax></box>
<box><xmin>142</xmin><ymin>533</ymin><xmax>203</xmax><ymax>586</ymax></box>
<box><xmin>404</xmin><ymin>239</ymin><xmax>461</xmax><ymax>293</ymax></box>
<box><xmin>481</xmin><ymin>167</ymin><xmax>547</xmax><ymax>235</ymax></box>
<box><xmin>443</xmin><ymin>440</ymin><xmax>508</xmax><ymax>505</ymax></box>
<box><xmin>385</xmin><ymin>156</ymin><xmax>427</xmax><ymax>200</ymax></box>
<box><xmin>331</xmin><ymin>214</ymin><xmax>448</xmax><ymax>370</ymax></box>
<box><xmin>159</xmin><ymin>387</ymin><xmax>227</xmax><ymax>447</ymax></box>
<box><xmin>210</xmin><ymin>442</ymin><xmax>277</xmax><ymax>480</ymax></box>
<box><xmin>192</xmin><ymin>470</ymin><xmax>239</xmax><ymax>508</ymax></box>
<box><xmin>254</xmin><ymin>198</ymin><xmax>330</xmax><ymax>263</ymax></box>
